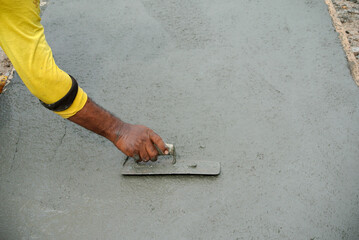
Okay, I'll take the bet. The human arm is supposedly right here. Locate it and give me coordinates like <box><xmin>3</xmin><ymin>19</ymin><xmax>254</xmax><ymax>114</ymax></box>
<box><xmin>68</xmin><ymin>98</ymin><xmax>168</xmax><ymax>161</ymax></box>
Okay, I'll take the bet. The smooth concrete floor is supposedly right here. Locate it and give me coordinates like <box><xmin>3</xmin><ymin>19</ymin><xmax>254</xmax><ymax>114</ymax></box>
<box><xmin>1</xmin><ymin>0</ymin><xmax>359</xmax><ymax>239</ymax></box>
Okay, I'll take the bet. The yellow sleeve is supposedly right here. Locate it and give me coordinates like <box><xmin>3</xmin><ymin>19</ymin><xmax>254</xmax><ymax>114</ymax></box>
<box><xmin>0</xmin><ymin>0</ymin><xmax>87</xmax><ymax>118</ymax></box>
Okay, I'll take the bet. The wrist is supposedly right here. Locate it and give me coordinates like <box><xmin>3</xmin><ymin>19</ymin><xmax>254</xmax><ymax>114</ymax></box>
<box><xmin>68</xmin><ymin>97</ymin><xmax>126</xmax><ymax>144</ymax></box>
<box><xmin>105</xmin><ymin>117</ymin><xmax>125</xmax><ymax>143</ymax></box>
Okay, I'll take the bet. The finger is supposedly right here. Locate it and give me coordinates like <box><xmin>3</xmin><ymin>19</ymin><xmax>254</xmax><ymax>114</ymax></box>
<box><xmin>146</xmin><ymin>142</ymin><xmax>158</xmax><ymax>161</ymax></box>
<box><xmin>140</xmin><ymin>144</ymin><xmax>150</xmax><ymax>162</ymax></box>
<box><xmin>150</xmin><ymin>132</ymin><xmax>168</xmax><ymax>155</ymax></box>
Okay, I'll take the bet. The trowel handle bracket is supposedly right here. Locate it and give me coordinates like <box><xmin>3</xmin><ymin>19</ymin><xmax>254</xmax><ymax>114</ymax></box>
<box><xmin>158</xmin><ymin>143</ymin><xmax>176</xmax><ymax>164</ymax></box>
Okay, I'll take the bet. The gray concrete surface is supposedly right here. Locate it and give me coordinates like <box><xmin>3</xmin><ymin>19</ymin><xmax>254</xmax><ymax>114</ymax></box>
<box><xmin>1</xmin><ymin>0</ymin><xmax>359</xmax><ymax>239</ymax></box>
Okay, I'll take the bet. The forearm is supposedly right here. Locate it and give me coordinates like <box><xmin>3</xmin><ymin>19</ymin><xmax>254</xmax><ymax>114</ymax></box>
<box><xmin>68</xmin><ymin>98</ymin><xmax>122</xmax><ymax>143</ymax></box>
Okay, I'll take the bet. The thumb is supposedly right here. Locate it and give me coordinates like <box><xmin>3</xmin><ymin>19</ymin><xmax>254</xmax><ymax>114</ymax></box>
<box><xmin>150</xmin><ymin>132</ymin><xmax>168</xmax><ymax>155</ymax></box>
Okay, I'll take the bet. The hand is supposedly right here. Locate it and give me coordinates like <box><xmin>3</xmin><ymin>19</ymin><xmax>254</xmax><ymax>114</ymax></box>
<box><xmin>114</xmin><ymin>123</ymin><xmax>168</xmax><ymax>162</ymax></box>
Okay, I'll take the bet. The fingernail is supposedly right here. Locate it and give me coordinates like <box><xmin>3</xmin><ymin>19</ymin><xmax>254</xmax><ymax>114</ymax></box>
<box><xmin>164</xmin><ymin>150</ymin><xmax>169</xmax><ymax>155</ymax></box>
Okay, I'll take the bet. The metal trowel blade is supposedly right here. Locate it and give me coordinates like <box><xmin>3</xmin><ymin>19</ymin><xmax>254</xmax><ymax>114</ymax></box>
<box><xmin>121</xmin><ymin>160</ymin><xmax>221</xmax><ymax>176</ymax></box>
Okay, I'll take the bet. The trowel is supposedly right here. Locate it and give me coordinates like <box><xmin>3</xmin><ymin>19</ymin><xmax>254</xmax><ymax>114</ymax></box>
<box><xmin>121</xmin><ymin>143</ymin><xmax>221</xmax><ymax>176</ymax></box>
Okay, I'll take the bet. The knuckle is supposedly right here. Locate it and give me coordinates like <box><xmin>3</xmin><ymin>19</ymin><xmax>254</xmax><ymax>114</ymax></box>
<box><xmin>149</xmin><ymin>153</ymin><xmax>157</xmax><ymax>159</ymax></box>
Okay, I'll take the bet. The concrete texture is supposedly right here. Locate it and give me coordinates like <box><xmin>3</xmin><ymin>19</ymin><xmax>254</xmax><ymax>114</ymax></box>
<box><xmin>1</xmin><ymin>0</ymin><xmax>359</xmax><ymax>239</ymax></box>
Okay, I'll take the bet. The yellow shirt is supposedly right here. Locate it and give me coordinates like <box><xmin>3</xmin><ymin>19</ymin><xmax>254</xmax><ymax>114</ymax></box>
<box><xmin>0</xmin><ymin>0</ymin><xmax>87</xmax><ymax>118</ymax></box>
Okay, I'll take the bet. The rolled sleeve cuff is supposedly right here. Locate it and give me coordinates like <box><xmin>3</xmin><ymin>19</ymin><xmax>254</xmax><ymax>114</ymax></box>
<box><xmin>54</xmin><ymin>87</ymin><xmax>88</xmax><ymax>118</ymax></box>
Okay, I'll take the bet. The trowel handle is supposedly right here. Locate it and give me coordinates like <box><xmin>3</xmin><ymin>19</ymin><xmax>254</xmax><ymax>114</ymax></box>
<box><xmin>155</xmin><ymin>143</ymin><xmax>176</xmax><ymax>164</ymax></box>
<box><xmin>164</xmin><ymin>143</ymin><xmax>175</xmax><ymax>155</ymax></box>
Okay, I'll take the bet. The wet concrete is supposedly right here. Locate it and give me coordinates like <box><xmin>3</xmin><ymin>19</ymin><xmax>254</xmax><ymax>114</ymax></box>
<box><xmin>1</xmin><ymin>0</ymin><xmax>359</xmax><ymax>239</ymax></box>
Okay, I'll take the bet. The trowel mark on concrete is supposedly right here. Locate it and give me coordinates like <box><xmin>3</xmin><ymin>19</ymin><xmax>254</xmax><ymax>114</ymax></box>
<box><xmin>141</xmin><ymin>0</ymin><xmax>215</xmax><ymax>49</ymax></box>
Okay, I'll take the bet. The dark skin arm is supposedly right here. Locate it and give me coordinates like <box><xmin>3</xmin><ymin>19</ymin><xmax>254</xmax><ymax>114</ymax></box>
<box><xmin>68</xmin><ymin>98</ymin><xmax>168</xmax><ymax>161</ymax></box>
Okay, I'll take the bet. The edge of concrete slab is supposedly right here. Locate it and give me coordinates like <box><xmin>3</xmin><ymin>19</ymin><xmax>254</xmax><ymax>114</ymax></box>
<box><xmin>325</xmin><ymin>0</ymin><xmax>359</xmax><ymax>86</ymax></box>
<box><xmin>0</xmin><ymin>48</ymin><xmax>13</xmax><ymax>94</ymax></box>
